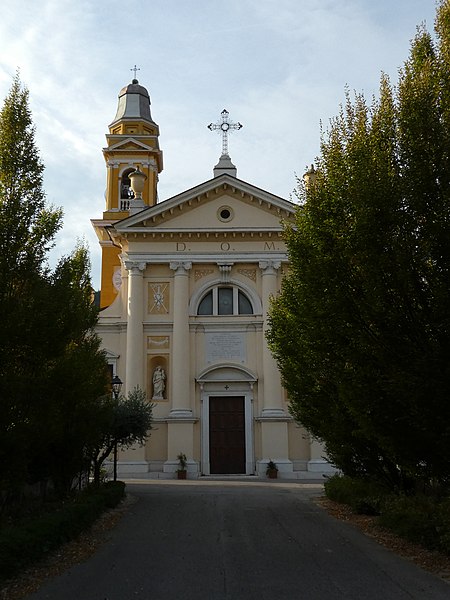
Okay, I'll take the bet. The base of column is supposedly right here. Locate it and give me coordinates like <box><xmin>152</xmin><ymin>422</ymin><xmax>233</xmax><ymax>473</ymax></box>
<box><xmin>168</xmin><ymin>408</ymin><xmax>195</xmax><ymax>420</ymax></box>
<box><xmin>258</xmin><ymin>408</ymin><xmax>290</xmax><ymax>420</ymax></box>
<box><xmin>308</xmin><ymin>459</ymin><xmax>338</xmax><ymax>473</ymax></box>
<box><xmin>103</xmin><ymin>460</ymin><xmax>149</xmax><ymax>478</ymax></box>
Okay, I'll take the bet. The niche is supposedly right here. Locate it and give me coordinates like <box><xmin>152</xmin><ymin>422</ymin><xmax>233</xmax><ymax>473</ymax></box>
<box><xmin>148</xmin><ymin>355</ymin><xmax>168</xmax><ymax>401</ymax></box>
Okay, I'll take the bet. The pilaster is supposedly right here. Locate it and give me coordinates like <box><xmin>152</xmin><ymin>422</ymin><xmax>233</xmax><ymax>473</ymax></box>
<box><xmin>259</xmin><ymin>260</ymin><xmax>285</xmax><ymax>417</ymax></box>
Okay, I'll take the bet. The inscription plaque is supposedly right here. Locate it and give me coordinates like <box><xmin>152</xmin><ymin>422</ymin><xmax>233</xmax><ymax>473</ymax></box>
<box><xmin>205</xmin><ymin>332</ymin><xmax>245</xmax><ymax>363</ymax></box>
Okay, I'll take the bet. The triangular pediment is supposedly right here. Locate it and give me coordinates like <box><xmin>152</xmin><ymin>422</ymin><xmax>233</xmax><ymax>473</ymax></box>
<box><xmin>114</xmin><ymin>175</ymin><xmax>297</xmax><ymax>235</ymax></box>
<box><xmin>105</xmin><ymin>137</ymin><xmax>155</xmax><ymax>152</ymax></box>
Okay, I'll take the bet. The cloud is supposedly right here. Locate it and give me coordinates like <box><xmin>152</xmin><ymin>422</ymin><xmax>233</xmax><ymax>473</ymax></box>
<box><xmin>0</xmin><ymin>0</ymin><xmax>438</xmax><ymax>289</ymax></box>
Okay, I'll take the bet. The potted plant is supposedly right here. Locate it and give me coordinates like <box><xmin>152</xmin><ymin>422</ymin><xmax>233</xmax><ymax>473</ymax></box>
<box><xmin>266</xmin><ymin>460</ymin><xmax>278</xmax><ymax>479</ymax></box>
<box><xmin>177</xmin><ymin>452</ymin><xmax>187</xmax><ymax>479</ymax></box>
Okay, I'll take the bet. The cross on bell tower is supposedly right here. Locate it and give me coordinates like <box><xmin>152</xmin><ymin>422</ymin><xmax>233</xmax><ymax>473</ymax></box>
<box><xmin>130</xmin><ymin>64</ymin><xmax>140</xmax><ymax>82</ymax></box>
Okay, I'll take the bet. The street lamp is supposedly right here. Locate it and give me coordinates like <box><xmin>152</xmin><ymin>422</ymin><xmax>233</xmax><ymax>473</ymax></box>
<box><xmin>111</xmin><ymin>375</ymin><xmax>123</xmax><ymax>481</ymax></box>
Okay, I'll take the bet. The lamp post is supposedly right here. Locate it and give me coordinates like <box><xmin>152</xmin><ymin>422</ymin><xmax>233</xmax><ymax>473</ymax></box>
<box><xmin>111</xmin><ymin>375</ymin><xmax>123</xmax><ymax>481</ymax></box>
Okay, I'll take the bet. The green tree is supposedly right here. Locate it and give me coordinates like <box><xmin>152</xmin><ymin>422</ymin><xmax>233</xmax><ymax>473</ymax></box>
<box><xmin>27</xmin><ymin>244</ymin><xmax>111</xmax><ymax>497</ymax></box>
<box><xmin>268</xmin><ymin>1</ymin><xmax>450</xmax><ymax>491</ymax></box>
<box><xmin>0</xmin><ymin>76</ymin><xmax>111</xmax><ymax>501</ymax></box>
<box><xmin>90</xmin><ymin>387</ymin><xmax>154</xmax><ymax>486</ymax></box>
<box><xmin>0</xmin><ymin>73</ymin><xmax>63</xmax><ymax>495</ymax></box>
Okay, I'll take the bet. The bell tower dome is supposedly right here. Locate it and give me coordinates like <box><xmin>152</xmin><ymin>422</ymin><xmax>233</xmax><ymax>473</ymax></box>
<box><xmin>103</xmin><ymin>77</ymin><xmax>163</xmax><ymax>215</ymax></box>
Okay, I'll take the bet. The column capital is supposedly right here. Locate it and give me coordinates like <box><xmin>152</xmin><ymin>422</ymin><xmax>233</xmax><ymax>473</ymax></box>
<box><xmin>259</xmin><ymin>260</ymin><xmax>281</xmax><ymax>275</ymax></box>
<box><xmin>142</xmin><ymin>158</ymin><xmax>158</xmax><ymax>172</ymax></box>
<box><xmin>170</xmin><ymin>261</ymin><xmax>192</xmax><ymax>274</ymax></box>
<box><xmin>123</xmin><ymin>260</ymin><xmax>146</xmax><ymax>273</ymax></box>
<box><xmin>107</xmin><ymin>159</ymin><xmax>120</xmax><ymax>168</ymax></box>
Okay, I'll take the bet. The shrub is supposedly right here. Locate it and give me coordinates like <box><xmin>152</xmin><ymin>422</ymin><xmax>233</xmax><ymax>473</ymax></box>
<box><xmin>0</xmin><ymin>481</ymin><xmax>125</xmax><ymax>582</ymax></box>
<box><xmin>324</xmin><ymin>474</ymin><xmax>385</xmax><ymax>515</ymax></box>
<box><xmin>325</xmin><ymin>475</ymin><xmax>450</xmax><ymax>554</ymax></box>
<box><xmin>379</xmin><ymin>494</ymin><xmax>449</xmax><ymax>552</ymax></box>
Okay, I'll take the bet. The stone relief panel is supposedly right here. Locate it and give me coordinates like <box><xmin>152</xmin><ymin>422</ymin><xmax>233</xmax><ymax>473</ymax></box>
<box><xmin>148</xmin><ymin>282</ymin><xmax>170</xmax><ymax>314</ymax></box>
<box><xmin>237</xmin><ymin>268</ymin><xmax>256</xmax><ymax>282</ymax></box>
<box><xmin>147</xmin><ymin>336</ymin><xmax>170</xmax><ymax>350</ymax></box>
<box><xmin>194</xmin><ymin>268</ymin><xmax>215</xmax><ymax>282</ymax></box>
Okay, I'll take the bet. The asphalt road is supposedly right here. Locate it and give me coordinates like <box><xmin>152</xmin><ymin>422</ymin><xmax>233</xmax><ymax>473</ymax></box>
<box><xmin>27</xmin><ymin>479</ymin><xmax>450</xmax><ymax>600</ymax></box>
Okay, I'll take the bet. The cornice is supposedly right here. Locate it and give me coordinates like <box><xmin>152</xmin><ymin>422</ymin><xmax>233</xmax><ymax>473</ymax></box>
<box><xmin>115</xmin><ymin>175</ymin><xmax>296</xmax><ymax>229</ymax></box>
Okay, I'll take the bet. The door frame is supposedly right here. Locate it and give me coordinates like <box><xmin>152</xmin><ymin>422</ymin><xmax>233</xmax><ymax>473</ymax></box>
<box><xmin>201</xmin><ymin>390</ymin><xmax>254</xmax><ymax>475</ymax></box>
<box><xmin>197</xmin><ymin>364</ymin><xmax>256</xmax><ymax>476</ymax></box>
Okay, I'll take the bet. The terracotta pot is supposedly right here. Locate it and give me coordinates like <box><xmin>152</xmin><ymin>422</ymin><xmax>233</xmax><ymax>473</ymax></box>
<box><xmin>267</xmin><ymin>469</ymin><xmax>278</xmax><ymax>479</ymax></box>
<box><xmin>177</xmin><ymin>470</ymin><xmax>187</xmax><ymax>480</ymax></box>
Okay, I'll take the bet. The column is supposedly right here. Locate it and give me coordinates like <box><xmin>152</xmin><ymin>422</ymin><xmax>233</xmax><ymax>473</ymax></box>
<box><xmin>169</xmin><ymin>261</ymin><xmax>192</xmax><ymax>417</ymax></box>
<box><xmin>120</xmin><ymin>260</ymin><xmax>147</xmax><ymax>474</ymax></box>
<box><xmin>124</xmin><ymin>260</ymin><xmax>146</xmax><ymax>394</ymax></box>
<box><xmin>164</xmin><ymin>261</ymin><xmax>197</xmax><ymax>476</ymax></box>
<box><xmin>257</xmin><ymin>260</ymin><xmax>292</xmax><ymax>477</ymax></box>
<box><xmin>106</xmin><ymin>159</ymin><xmax>118</xmax><ymax>210</ymax></box>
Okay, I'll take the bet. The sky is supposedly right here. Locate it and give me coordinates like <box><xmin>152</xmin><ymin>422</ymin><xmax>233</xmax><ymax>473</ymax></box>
<box><xmin>0</xmin><ymin>0</ymin><xmax>439</xmax><ymax>289</ymax></box>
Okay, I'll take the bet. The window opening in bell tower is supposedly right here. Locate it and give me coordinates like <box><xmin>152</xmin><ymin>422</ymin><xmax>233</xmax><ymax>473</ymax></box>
<box><xmin>120</xmin><ymin>168</ymin><xmax>135</xmax><ymax>209</ymax></box>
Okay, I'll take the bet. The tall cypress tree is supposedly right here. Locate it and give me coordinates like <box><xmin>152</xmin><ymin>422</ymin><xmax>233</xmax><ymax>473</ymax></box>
<box><xmin>0</xmin><ymin>74</ymin><xmax>63</xmax><ymax>491</ymax></box>
<box><xmin>268</xmin><ymin>1</ymin><xmax>450</xmax><ymax>490</ymax></box>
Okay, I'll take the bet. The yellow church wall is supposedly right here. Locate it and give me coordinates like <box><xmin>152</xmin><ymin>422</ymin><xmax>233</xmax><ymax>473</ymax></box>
<box><xmin>145</xmin><ymin>423</ymin><xmax>168</xmax><ymax>464</ymax></box>
<box><xmin>100</xmin><ymin>245</ymin><xmax>122</xmax><ymax>308</ymax></box>
<box><xmin>253</xmin><ymin>418</ymin><xmax>262</xmax><ymax>462</ymax></box>
<box><xmin>288</xmin><ymin>423</ymin><xmax>311</xmax><ymax>468</ymax></box>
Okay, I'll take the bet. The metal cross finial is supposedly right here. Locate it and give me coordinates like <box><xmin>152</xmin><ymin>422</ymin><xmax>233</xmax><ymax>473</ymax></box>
<box><xmin>208</xmin><ymin>109</ymin><xmax>243</xmax><ymax>157</ymax></box>
<box><xmin>130</xmin><ymin>65</ymin><xmax>140</xmax><ymax>80</ymax></box>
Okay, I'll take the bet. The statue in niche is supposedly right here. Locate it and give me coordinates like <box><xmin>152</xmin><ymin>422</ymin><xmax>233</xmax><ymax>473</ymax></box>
<box><xmin>152</xmin><ymin>366</ymin><xmax>166</xmax><ymax>400</ymax></box>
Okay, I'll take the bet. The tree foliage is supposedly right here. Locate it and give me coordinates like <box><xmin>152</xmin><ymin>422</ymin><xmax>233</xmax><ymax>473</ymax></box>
<box><xmin>268</xmin><ymin>1</ymin><xmax>450</xmax><ymax>490</ymax></box>
<box><xmin>0</xmin><ymin>75</ymin><xmax>112</xmax><ymax>501</ymax></box>
<box><xmin>0</xmin><ymin>73</ymin><xmax>64</xmax><ymax>496</ymax></box>
<box><xmin>90</xmin><ymin>387</ymin><xmax>154</xmax><ymax>486</ymax></box>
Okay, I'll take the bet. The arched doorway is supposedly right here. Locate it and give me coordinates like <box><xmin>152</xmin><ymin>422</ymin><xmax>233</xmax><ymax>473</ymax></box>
<box><xmin>197</xmin><ymin>365</ymin><xmax>256</xmax><ymax>475</ymax></box>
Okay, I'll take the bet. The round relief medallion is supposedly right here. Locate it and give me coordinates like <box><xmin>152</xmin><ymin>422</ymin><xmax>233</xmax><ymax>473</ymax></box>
<box><xmin>112</xmin><ymin>268</ymin><xmax>122</xmax><ymax>291</ymax></box>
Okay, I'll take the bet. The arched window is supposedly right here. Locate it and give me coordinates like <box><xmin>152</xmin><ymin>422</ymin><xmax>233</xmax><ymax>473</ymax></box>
<box><xmin>120</xmin><ymin>168</ymin><xmax>136</xmax><ymax>200</ymax></box>
<box><xmin>197</xmin><ymin>286</ymin><xmax>254</xmax><ymax>316</ymax></box>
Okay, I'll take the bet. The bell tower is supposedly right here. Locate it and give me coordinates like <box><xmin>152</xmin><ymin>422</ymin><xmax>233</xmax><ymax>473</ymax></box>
<box><xmin>92</xmin><ymin>76</ymin><xmax>163</xmax><ymax>308</ymax></box>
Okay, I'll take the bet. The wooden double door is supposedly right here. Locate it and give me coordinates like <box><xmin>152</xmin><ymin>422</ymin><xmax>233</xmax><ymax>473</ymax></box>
<box><xmin>209</xmin><ymin>396</ymin><xmax>246</xmax><ymax>474</ymax></box>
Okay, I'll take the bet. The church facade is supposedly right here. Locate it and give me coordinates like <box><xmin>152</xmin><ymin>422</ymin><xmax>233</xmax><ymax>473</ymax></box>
<box><xmin>92</xmin><ymin>78</ymin><xmax>332</xmax><ymax>478</ymax></box>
